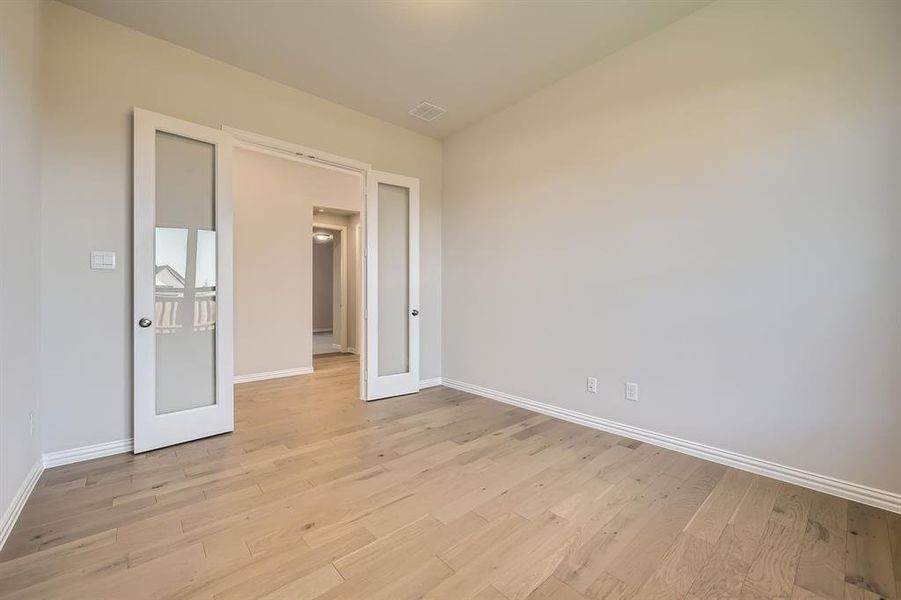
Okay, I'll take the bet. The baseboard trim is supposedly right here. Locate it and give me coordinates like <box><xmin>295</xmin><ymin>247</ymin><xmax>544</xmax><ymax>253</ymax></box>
<box><xmin>0</xmin><ymin>459</ymin><xmax>43</xmax><ymax>551</ymax></box>
<box><xmin>43</xmin><ymin>438</ymin><xmax>134</xmax><ymax>469</ymax></box>
<box><xmin>442</xmin><ymin>378</ymin><xmax>901</xmax><ymax>514</ymax></box>
<box><xmin>234</xmin><ymin>366</ymin><xmax>314</xmax><ymax>384</ymax></box>
<box><xmin>2</xmin><ymin>439</ymin><xmax>135</xmax><ymax>549</ymax></box>
<box><xmin>419</xmin><ymin>377</ymin><xmax>443</xmax><ymax>389</ymax></box>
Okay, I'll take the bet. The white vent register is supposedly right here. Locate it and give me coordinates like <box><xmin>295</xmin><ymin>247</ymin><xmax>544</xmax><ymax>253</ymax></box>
<box><xmin>408</xmin><ymin>101</ymin><xmax>447</xmax><ymax>122</ymax></box>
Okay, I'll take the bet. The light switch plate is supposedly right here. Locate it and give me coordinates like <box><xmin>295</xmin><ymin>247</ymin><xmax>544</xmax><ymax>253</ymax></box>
<box><xmin>90</xmin><ymin>251</ymin><xmax>116</xmax><ymax>270</ymax></box>
<box><xmin>625</xmin><ymin>382</ymin><xmax>639</xmax><ymax>402</ymax></box>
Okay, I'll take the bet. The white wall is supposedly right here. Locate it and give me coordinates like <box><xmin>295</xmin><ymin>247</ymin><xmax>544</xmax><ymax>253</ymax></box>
<box><xmin>40</xmin><ymin>1</ymin><xmax>442</xmax><ymax>453</ymax></box>
<box><xmin>0</xmin><ymin>0</ymin><xmax>43</xmax><ymax>521</ymax></box>
<box><xmin>443</xmin><ymin>0</ymin><xmax>901</xmax><ymax>495</ymax></box>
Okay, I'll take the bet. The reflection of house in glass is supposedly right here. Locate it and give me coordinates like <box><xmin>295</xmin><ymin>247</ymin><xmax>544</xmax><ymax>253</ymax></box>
<box><xmin>155</xmin><ymin>226</ymin><xmax>217</xmax><ymax>334</ymax></box>
<box><xmin>193</xmin><ymin>290</ymin><xmax>217</xmax><ymax>332</ymax></box>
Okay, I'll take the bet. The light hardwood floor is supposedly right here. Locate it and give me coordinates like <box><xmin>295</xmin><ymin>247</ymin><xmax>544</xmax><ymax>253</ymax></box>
<box><xmin>1</xmin><ymin>353</ymin><xmax>899</xmax><ymax>599</ymax></box>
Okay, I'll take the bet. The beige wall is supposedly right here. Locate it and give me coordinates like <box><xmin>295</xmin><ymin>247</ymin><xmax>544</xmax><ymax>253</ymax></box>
<box><xmin>40</xmin><ymin>1</ymin><xmax>442</xmax><ymax>453</ymax></box>
<box><xmin>0</xmin><ymin>0</ymin><xmax>44</xmax><ymax>521</ymax></box>
<box><xmin>312</xmin><ymin>232</ymin><xmax>334</xmax><ymax>333</ymax></box>
<box><xmin>443</xmin><ymin>0</ymin><xmax>901</xmax><ymax>494</ymax></box>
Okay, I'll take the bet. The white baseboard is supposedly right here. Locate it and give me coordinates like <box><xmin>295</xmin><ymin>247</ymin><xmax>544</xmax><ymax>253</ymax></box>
<box><xmin>312</xmin><ymin>328</ymin><xmax>332</xmax><ymax>334</ymax></box>
<box><xmin>345</xmin><ymin>347</ymin><xmax>358</xmax><ymax>355</ymax></box>
<box><xmin>1</xmin><ymin>439</ymin><xmax>134</xmax><ymax>550</ymax></box>
<box><xmin>43</xmin><ymin>438</ymin><xmax>134</xmax><ymax>469</ymax></box>
<box><xmin>234</xmin><ymin>366</ymin><xmax>314</xmax><ymax>384</ymax></box>
<box><xmin>442</xmin><ymin>378</ymin><xmax>901</xmax><ymax>514</ymax></box>
<box><xmin>419</xmin><ymin>377</ymin><xmax>444</xmax><ymax>389</ymax></box>
<box><xmin>0</xmin><ymin>459</ymin><xmax>43</xmax><ymax>551</ymax></box>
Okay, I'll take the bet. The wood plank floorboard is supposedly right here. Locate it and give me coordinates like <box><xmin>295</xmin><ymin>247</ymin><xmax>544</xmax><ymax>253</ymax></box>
<box><xmin>0</xmin><ymin>354</ymin><xmax>897</xmax><ymax>599</ymax></box>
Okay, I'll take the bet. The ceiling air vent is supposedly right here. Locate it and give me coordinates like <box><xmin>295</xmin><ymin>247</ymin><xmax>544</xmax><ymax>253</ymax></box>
<box><xmin>408</xmin><ymin>101</ymin><xmax>447</xmax><ymax>122</ymax></box>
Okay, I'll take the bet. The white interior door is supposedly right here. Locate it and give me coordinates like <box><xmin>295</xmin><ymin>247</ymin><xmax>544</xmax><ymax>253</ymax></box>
<box><xmin>133</xmin><ymin>108</ymin><xmax>234</xmax><ymax>453</ymax></box>
<box><xmin>365</xmin><ymin>170</ymin><xmax>420</xmax><ymax>400</ymax></box>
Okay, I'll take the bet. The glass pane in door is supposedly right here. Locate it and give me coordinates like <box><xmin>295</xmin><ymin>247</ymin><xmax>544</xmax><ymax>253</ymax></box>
<box><xmin>154</xmin><ymin>131</ymin><xmax>217</xmax><ymax>414</ymax></box>
<box><xmin>377</xmin><ymin>182</ymin><xmax>410</xmax><ymax>376</ymax></box>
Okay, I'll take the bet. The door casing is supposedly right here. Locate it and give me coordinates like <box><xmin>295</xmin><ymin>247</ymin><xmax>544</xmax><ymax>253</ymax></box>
<box><xmin>214</xmin><ymin>127</ymin><xmax>421</xmax><ymax>402</ymax></box>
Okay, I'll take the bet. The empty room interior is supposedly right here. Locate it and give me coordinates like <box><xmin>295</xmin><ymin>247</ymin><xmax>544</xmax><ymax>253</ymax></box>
<box><xmin>0</xmin><ymin>1</ymin><xmax>899</xmax><ymax>599</ymax></box>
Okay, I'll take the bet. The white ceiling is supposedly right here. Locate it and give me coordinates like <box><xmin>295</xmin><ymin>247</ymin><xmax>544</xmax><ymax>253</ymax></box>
<box><xmin>60</xmin><ymin>0</ymin><xmax>709</xmax><ymax>139</ymax></box>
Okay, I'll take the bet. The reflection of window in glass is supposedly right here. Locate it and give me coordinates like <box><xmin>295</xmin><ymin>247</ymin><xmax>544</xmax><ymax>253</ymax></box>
<box><xmin>155</xmin><ymin>227</ymin><xmax>188</xmax><ymax>333</ymax></box>
<box><xmin>154</xmin><ymin>227</ymin><xmax>217</xmax><ymax>333</ymax></box>
<box><xmin>155</xmin><ymin>227</ymin><xmax>188</xmax><ymax>288</ymax></box>
<box><xmin>195</xmin><ymin>229</ymin><xmax>217</xmax><ymax>288</ymax></box>
<box><xmin>194</xmin><ymin>229</ymin><xmax>217</xmax><ymax>332</ymax></box>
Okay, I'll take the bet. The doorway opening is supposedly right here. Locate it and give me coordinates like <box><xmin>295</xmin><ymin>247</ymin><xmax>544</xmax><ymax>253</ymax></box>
<box><xmin>134</xmin><ymin>112</ymin><xmax>421</xmax><ymax>452</ymax></box>
<box><xmin>312</xmin><ymin>207</ymin><xmax>362</xmax><ymax>358</ymax></box>
<box><xmin>231</xmin><ymin>139</ymin><xmax>364</xmax><ymax>397</ymax></box>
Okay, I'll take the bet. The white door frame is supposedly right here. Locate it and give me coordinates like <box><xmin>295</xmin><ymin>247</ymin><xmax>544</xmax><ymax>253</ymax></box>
<box><xmin>133</xmin><ymin>108</ymin><xmax>235</xmax><ymax>453</ymax></box>
<box><xmin>312</xmin><ymin>221</ymin><xmax>348</xmax><ymax>351</ymax></box>
<box><xmin>223</xmin><ymin>127</ymin><xmax>421</xmax><ymax>402</ymax></box>
<box><xmin>224</xmin><ymin>126</ymin><xmax>371</xmax><ymax>398</ymax></box>
<box><xmin>354</xmin><ymin>222</ymin><xmax>363</xmax><ymax>356</ymax></box>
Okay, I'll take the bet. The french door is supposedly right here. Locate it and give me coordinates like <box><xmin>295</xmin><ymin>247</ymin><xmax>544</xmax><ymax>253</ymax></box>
<box><xmin>133</xmin><ymin>108</ymin><xmax>234</xmax><ymax>453</ymax></box>
<box><xmin>365</xmin><ymin>170</ymin><xmax>420</xmax><ymax>400</ymax></box>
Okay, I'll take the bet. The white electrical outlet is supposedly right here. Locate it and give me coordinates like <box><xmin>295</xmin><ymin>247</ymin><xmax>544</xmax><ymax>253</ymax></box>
<box><xmin>625</xmin><ymin>382</ymin><xmax>639</xmax><ymax>401</ymax></box>
<box><xmin>587</xmin><ymin>377</ymin><xmax>598</xmax><ymax>393</ymax></box>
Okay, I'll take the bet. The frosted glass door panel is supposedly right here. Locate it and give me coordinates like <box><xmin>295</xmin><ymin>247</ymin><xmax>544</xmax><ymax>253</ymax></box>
<box><xmin>134</xmin><ymin>108</ymin><xmax>233</xmax><ymax>453</ymax></box>
<box><xmin>376</xmin><ymin>183</ymin><xmax>410</xmax><ymax>376</ymax></box>
<box><xmin>365</xmin><ymin>169</ymin><xmax>419</xmax><ymax>401</ymax></box>
<box><xmin>154</xmin><ymin>132</ymin><xmax>217</xmax><ymax>415</ymax></box>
